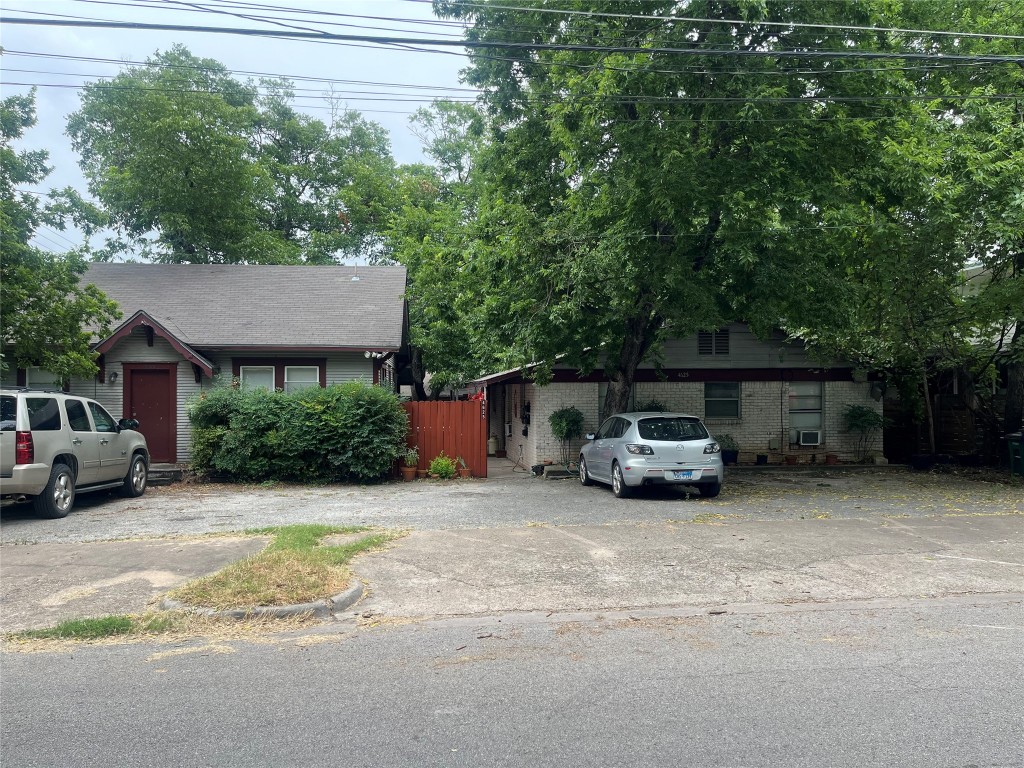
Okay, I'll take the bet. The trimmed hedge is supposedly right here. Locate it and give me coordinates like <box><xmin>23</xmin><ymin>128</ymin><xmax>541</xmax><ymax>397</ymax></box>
<box><xmin>188</xmin><ymin>382</ymin><xmax>408</xmax><ymax>483</ymax></box>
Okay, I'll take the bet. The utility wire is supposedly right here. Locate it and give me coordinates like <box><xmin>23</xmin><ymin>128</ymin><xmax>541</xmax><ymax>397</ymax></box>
<box><xmin>6</xmin><ymin>80</ymin><xmax>1018</xmax><ymax>105</ymax></box>
<box><xmin>3</xmin><ymin>17</ymin><xmax>1023</xmax><ymax>62</ymax></box>
<box><xmin>408</xmin><ymin>0</ymin><xmax>1024</xmax><ymax>42</ymax></box>
<box><xmin>3</xmin><ymin>47</ymin><xmax>1006</xmax><ymax>81</ymax></box>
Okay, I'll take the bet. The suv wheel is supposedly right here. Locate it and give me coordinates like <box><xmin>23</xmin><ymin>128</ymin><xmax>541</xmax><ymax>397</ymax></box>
<box><xmin>121</xmin><ymin>454</ymin><xmax>148</xmax><ymax>498</ymax></box>
<box><xmin>34</xmin><ymin>463</ymin><xmax>75</xmax><ymax>519</ymax></box>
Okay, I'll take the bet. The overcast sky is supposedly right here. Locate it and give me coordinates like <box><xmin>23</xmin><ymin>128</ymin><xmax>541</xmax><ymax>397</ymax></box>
<box><xmin>2</xmin><ymin>0</ymin><xmax>470</xmax><ymax>252</ymax></box>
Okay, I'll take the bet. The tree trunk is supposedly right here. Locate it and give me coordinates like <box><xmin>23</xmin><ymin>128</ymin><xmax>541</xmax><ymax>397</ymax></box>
<box><xmin>922</xmin><ymin>366</ymin><xmax>937</xmax><ymax>455</ymax></box>
<box><xmin>600</xmin><ymin>312</ymin><xmax>662</xmax><ymax>422</ymax></box>
<box><xmin>409</xmin><ymin>347</ymin><xmax>428</xmax><ymax>401</ymax></box>
<box><xmin>1004</xmin><ymin>321</ymin><xmax>1023</xmax><ymax>434</ymax></box>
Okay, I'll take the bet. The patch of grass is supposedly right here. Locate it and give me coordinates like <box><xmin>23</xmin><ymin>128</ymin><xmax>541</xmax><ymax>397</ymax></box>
<box><xmin>17</xmin><ymin>613</ymin><xmax>175</xmax><ymax>640</ymax></box>
<box><xmin>169</xmin><ymin>524</ymin><xmax>396</xmax><ymax>610</ymax></box>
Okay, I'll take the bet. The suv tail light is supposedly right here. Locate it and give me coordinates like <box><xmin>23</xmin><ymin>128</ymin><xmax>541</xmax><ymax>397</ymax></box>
<box><xmin>15</xmin><ymin>431</ymin><xmax>34</xmax><ymax>464</ymax></box>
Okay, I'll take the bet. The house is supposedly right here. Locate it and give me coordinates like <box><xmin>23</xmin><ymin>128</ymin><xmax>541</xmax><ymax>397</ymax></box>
<box><xmin>3</xmin><ymin>264</ymin><xmax>408</xmax><ymax>464</ymax></box>
<box><xmin>470</xmin><ymin>323</ymin><xmax>883</xmax><ymax>467</ymax></box>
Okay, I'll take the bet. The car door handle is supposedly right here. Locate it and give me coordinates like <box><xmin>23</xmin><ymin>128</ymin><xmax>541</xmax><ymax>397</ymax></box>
<box><xmin>72</xmin><ymin>438</ymin><xmax>82</xmax><ymax>445</ymax></box>
<box><xmin>100</xmin><ymin>439</ymin><xmax>110</xmax><ymax>445</ymax></box>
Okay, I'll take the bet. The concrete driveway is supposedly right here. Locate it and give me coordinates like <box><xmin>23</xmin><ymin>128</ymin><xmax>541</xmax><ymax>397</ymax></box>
<box><xmin>1</xmin><ymin>465</ymin><xmax>1020</xmax><ymax>544</ymax></box>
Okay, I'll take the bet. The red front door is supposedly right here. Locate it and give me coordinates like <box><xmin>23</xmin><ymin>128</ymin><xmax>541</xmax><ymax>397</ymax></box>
<box><xmin>125</xmin><ymin>365</ymin><xmax>176</xmax><ymax>463</ymax></box>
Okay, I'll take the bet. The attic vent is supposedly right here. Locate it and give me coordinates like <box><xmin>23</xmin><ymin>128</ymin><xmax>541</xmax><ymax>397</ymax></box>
<box><xmin>698</xmin><ymin>329</ymin><xmax>730</xmax><ymax>355</ymax></box>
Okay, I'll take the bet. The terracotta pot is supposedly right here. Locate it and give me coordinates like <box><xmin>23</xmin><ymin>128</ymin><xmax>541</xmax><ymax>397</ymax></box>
<box><xmin>784</xmin><ymin>455</ymin><xmax>799</xmax><ymax>465</ymax></box>
<box><xmin>458</xmin><ymin>467</ymin><xmax>471</xmax><ymax>479</ymax></box>
<box><xmin>825</xmin><ymin>453</ymin><xmax>840</xmax><ymax>465</ymax></box>
<box><xmin>400</xmin><ymin>465</ymin><xmax>417</xmax><ymax>481</ymax></box>
<box><xmin>416</xmin><ymin>469</ymin><xmax>428</xmax><ymax>479</ymax></box>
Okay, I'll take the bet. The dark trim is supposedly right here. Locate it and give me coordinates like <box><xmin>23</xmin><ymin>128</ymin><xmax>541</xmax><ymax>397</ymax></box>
<box><xmin>191</xmin><ymin>363</ymin><xmax>202</xmax><ymax>384</ymax></box>
<box><xmin>15</xmin><ymin>368</ymin><xmax>26</xmax><ymax>387</ymax></box>
<box><xmin>486</xmin><ymin>367</ymin><xmax>858</xmax><ymax>384</ymax></box>
<box><xmin>122</xmin><ymin>362</ymin><xmax>178</xmax><ymax>464</ymax></box>
<box><xmin>209</xmin><ymin>345</ymin><xmax>397</xmax><ymax>354</ymax></box>
<box><xmin>97</xmin><ymin>354</ymin><xmax>105</xmax><ymax>384</ymax></box>
<box><xmin>95</xmin><ymin>311</ymin><xmax>214</xmax><ymax>377</ymax></box>
<box><xmin>231</xmin><ymin>357</ymin><xmax>328</xmax><ymax>389</ymax></box>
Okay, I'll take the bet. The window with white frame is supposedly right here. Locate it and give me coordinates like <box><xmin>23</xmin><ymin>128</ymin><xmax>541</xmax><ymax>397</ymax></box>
<box><xmin>704</xmin><ymin>382</ymin><xmax>740</xmax><ymax>419</ymax></box>
<box><xmin>284</xmin><ymin>366</ymin><xmax>319</xmax><ymax>393</ymax></box>
<box><xmin>239</xmin><ymin>366</ymin><xmax>275</xmax><ymax>391</ymax></box>
<box><xmin>25</xmin><ymin>366</ymin><xmax>62</xmax><ymax>389</ymax></box>
<box><xmin>788</xmin><ymin>381</ymin><xmax>823</xmax><ymax>443</ymax></box>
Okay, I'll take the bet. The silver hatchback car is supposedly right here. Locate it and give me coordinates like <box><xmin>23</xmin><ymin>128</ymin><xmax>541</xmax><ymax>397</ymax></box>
<box><xmin>578</xmin><ymin>412</ymin><xmax>723</xmax><ymax>498</ymax></box>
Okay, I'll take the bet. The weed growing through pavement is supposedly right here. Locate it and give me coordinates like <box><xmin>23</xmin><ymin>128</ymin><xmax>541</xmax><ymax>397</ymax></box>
<box><xmin>167</xmin><ymin>524</ymin><xmax>398</xmax><ymax>610</ymax></box>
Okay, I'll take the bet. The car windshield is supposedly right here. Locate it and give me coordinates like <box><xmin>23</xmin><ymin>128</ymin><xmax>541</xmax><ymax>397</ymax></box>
<box><xmin>637</xmin><ymin>417</ymin><xmax>709</xmax><ymax>441</ymax></box>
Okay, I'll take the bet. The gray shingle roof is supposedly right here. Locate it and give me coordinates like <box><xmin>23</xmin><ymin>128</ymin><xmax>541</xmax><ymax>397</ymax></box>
<box><xmin>84</xmin><ymin>263</ymin><xmax>407</xmax><ymax>350</ymax></box>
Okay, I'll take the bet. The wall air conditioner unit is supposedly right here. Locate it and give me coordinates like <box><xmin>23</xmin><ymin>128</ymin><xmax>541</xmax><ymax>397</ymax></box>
<box><xmin>798</xmin><ymin>430</ymin><xmax>822</xmax><ymax>446</ymax></box>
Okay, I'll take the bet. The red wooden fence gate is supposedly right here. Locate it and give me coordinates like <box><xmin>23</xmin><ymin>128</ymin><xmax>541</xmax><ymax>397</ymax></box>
<box><xmin>403</xmin><ymin>400</ymin><xmax>488</xmax><ymax>478</ymax></box>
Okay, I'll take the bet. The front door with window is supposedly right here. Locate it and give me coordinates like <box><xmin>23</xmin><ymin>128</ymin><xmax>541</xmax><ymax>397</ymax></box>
<box><xmin>125</xmin><ymin>365</ymin><xmax>176</xmax><ymax>463</ymax></box>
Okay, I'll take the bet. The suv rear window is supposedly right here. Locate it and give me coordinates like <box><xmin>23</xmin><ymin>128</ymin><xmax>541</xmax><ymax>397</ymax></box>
<box><xmin>1</xmin><ymin>396</ymin><xmax>15</xmax><ymax>432</ymax></box>
<box><xmin>637</xmin><ymin>417</ymin><xmax>709</xmax><ymax>441</ymax></box>
<box><xmin>26</xmin><ymin>397</ymin><xmax>62</xmax><ymax>431</ymax></box>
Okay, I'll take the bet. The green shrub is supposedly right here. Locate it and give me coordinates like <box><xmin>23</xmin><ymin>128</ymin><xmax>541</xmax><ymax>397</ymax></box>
<box><xmin>428</xmin><ymin>452</ymin><xmax>457</xmax><ymax>479</ymax></box>
<box><xmin>549</xmin><ymin>406</ymin><xmax>585</xmax><ymax>466</ymax></box>
<box><xmin>188</xmin><ymin>382</ymin><xmax>408</xmax><ymax>483</ymax></box>
<box><xmin>635</xmin><ymin>399</ymin><xmax>668</xmax><ymax>412</ymax></box>
<box><xmin>716</xmin><ymin>433</ymin><xmax>739</xmax><ymax>451</ymax></box>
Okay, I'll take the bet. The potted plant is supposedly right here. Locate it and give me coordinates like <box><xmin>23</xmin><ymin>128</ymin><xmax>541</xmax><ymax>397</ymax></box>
<box><xmin>428</xmin><ymin>452</ymin><xmax>457</xmax><ymax>480</ymax></box>
<box><xmin>400</xmin><ymin>446</ymin><xmax>418</xmax><ymax>481</ymax></box>
<box><xmin>825</xmin><ymin>452</ymin><xmax>840</xmax><ymax>465</ymax></box>
<box><xmin>457</xmin><ymin>456</ymin><xmax>471</xmax><ymax>479</ymax></box>
<box><xmin>784</xmin><ymin>454</ymin><xmax>799</xmax><ymax>465</ymax></box>
<box><xmin>548</xmin><ymin>406</ymin><xmax>585</xmax><ymax>467</ymax></box>
<box><xmin>717</xmin><ymin>434</ymin><xmax>740</xmax><ymax>465</ymax></box>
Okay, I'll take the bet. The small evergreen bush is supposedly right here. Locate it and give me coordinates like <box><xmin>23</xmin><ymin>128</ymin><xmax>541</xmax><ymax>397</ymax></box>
<box><xmin>635</xmin><ymin>399</ymin><xmax>668</xmax><ymax>412</ymax></box>
<box><xmin>188</xmin><ymin>382</ymin><xmax>408</xmax><ymax>483</ymax></box>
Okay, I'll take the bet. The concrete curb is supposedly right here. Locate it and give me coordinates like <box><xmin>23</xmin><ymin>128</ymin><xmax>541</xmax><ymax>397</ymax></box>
<box><xmin>158</xmin><ymin>580</ymin><xmax>363</xmax><ymax>621</ymax></box>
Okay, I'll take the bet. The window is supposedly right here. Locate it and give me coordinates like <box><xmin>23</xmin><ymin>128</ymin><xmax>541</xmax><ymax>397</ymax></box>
<box><xmin>26</xmin><ymin>398</ymin><xmax>61</xmax><ymax>431</ymax></box>
<box><xmin>239</xmin><ymin>366</ymin><xmax>275</xmax><ymax>391</ymax></box>
<box><xmin>285</xmin><ymin>366</ymin><xmax>319</xmax><ymax>394</ymax></box>
<box><xmin>65</xmin><ymin>400</ymin><xmax>92</xmax><ymax>432</ymax></box>
<box><xmin>25</xmin><ymin>366</ymin><xmax>62</xmax><ymax>389</ymax></box>
<box><xmin>698</xmin><ymin>329</ymin><xmax>730</xmax><ymax>355</ymax></box>
<box><xmin>789</xmin><ymin>381</ymin><xmax>823</xmax><ymax>443</ymax></box>
<box><xmin>88</xmin><ymin>402</ymin><xmax>117</xmax><ymax>433</ymax></box>
<box><xmin>637</xmin><ymin>417</ymin><xmax>709</xmax><ymax>441</ymax></box>
<box><xmin>704</xmin><ymin>382</ymin><xmax>740</xmax><ymax>419</ymax></box>
<box><xmin>1</xmin><ymin>396</ymin><xmax>16</xmax><ymax>432</ymax></box>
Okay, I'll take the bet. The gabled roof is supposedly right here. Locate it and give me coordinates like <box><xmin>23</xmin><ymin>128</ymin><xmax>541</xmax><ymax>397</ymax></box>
<box><xmin>83</xmin><ymin>263</ymin><xmax>407</xmax><ymax>350</ymax></box>
<box><xmin>95</xmin><ymin>310</ymin><xmax>215</xmax><ymax>377</ymax></box>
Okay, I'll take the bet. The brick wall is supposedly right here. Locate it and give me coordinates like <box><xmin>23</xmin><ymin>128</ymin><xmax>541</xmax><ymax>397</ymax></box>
<box><xmin>521</xmin><ymin>379</ymin><xmax>883</xmax><ymax>465</ymax></box>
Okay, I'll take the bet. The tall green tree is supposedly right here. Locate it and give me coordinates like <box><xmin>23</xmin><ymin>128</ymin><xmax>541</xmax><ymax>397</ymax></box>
<box><xmin>436</xmin><ymin>0</ymin><xmax>963</xmax><ymax>419</ymax></box>
<box><xmin>385</xmin><ymin>101</ymin><xmax>494</xmax><ymax>399</ymax></box>
<box><xmin>1</xmin><ymin>91</ymin><xmax>120</xmax><ymax>380</ymax></box>
<box><xmin>67</xmin><ymin>45</ymin><xmax>397</xmax><ymax>264</ymax></box>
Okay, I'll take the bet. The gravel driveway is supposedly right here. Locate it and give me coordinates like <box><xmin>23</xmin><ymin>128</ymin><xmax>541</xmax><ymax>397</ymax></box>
<box><xmin>1</xmin><ymin>466</ymin><xmax>1020</xmax><ymax>545</ymax></box>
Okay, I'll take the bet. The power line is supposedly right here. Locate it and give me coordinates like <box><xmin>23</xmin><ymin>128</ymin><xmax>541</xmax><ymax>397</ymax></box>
<box><xmin>2</xmin><ymin>46</ymin><xmax>1005</xmax><ymax>82</ymax></box>
<box><xmin>410</xmin><ymin>0</ymin><xmax>1024</xmax><ymax>42</ymax></box>
<box><xmin>3</xmin><ymin>17</ymin><xmax>1023</xmax><ymax>62</ymax></box>
<box><xmin>7</xmin><ymin>80</ymin><xmax>1019</xmax><ymax>106</ymax></box>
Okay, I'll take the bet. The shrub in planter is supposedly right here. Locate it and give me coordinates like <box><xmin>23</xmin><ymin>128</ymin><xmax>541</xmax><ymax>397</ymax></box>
<box><xmin>429</xmin><ymin>452</ymin><xmax>457</xmax><ymax>479</ymax></box>
<box><xmin>549</xmin><ymin>406</ymin><xmax>585</xmax><ymax>467</ymax></box>
<box><xmin>716</xmin><ymin>434</ymin><xmax>740</xmax><ymax>465</ymax></box>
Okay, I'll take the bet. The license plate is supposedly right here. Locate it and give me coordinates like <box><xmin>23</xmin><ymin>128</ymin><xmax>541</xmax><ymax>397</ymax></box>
<box><xmin>672</xmin><ymin>470</ymin><xmax>693</xmax><ymax>480</ymax></box>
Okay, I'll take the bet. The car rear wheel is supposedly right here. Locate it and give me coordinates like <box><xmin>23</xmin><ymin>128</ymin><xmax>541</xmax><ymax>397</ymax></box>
<box><xmin>579</xmin><ymin>456</ymin><xmax>593</xmax><ymax>486</ymax></box>
<box><xmin>34</xmin><ymin>463</ymin><xmax>75</xmax><ymax>519</ymax></box>
<box><xmin>121</xmin><ymin>454</ymin><xmax>148</xmax><ymax>498</ymax></box>
<box><xmin>699</xmin><ymin>482</ymin><xmax>722</xmax><ymax>498</ymax></box>
<box><xmin>611</xmin><ymin>462</ymin><xmax>630</xmax><ymax>498</ymax></box>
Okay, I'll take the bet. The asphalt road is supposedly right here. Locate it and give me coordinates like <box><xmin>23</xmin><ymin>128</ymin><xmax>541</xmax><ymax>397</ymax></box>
<box><xmin>1</xmin><ymin>467</ymin><xmax>1020</xmax><ymax>544</ymax></box>
<box><xmin>2</xmin><ymin>596</ymin><xmax>1023</xmax><ymax>767</ymax></box>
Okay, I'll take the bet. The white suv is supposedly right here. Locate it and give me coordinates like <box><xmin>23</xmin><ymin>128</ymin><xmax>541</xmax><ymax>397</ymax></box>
<box><xmin>0</xmin><ymin>388</ymin><xmax>149</xmax><ymax>518</ymax></box>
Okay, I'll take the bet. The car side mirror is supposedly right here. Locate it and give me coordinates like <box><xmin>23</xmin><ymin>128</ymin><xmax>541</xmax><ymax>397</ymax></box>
<box><xmin>585</xmin><ymin>433</ymin><xmax>595</xmax><ymax>441</ymax></box>
<box><xmin>118</xmin><ymin>418</ymin><xmax>140</xmax><ymax>431</ymax></box>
